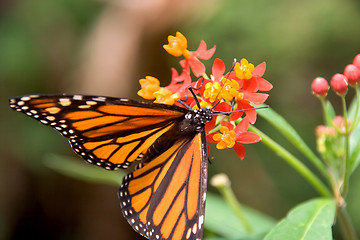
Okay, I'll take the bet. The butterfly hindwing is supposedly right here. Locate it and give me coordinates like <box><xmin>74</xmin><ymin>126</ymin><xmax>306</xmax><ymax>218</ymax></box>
<box><xmin>119</xmin><ymin>132</ymin><xmax>208</xmax><ymax>240</ymax></box>
<box><xmin>9</xmin><ymin>94</ymin><xmax>187</xmax><ymax>170</ymax></box>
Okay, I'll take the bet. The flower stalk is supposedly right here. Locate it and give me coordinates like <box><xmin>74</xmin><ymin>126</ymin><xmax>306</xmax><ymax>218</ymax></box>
<box><xmin>341</xmin><ymin>96</ymin><xmax>350</xmax><ymax>196</ymax></box>
<box><xmin>211</xmin><ymin>174</ymin><xmax>253</xmax><ymax>234</ymax></box>
<box><xmin>249</xmin><ymin>125</ymin><xmax>332</xmax><ymax>198</ymax></box>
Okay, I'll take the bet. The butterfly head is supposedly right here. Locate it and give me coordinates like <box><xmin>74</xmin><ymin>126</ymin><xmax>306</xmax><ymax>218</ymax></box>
<box><xmin>184</xmin><ymin>107</ymin><xmax>213</xmax><ymax>132</ymax></box>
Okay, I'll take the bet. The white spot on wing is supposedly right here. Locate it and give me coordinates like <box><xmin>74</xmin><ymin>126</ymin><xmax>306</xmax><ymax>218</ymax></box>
<box><xmin>92</xmin><ymin>96</ymin><xmax>106</xmax><ymax>101</ymax></box>
<box><xmin>186</xmin><ymin>228</ymin><xmax>192</xmax><ymax>239</ymax></box>
<box><xmin>59</xmin><ymin>98</ymin><xmax>71</xmax><ymax>106</ymax></box>
<box><xmin>86</xmin><ymin>101</ymin><xmax>97</xmax><ymax>105</ymax></box>
<box><xmin>73</xmin><ymin>95</ymin><xmax>83</xmax><ymax>100</ymax></box>
<box><xmin>78</xmin><ymin>105</ymin><xmax>91</xmax><ymax>109</ymax></box>
<box><xmin>20</xmin><ymin>96</ymin><xmax>31</xmax><ymax>101</ymax></box>
<box><xmin>199</xmin><ymin>215</ymin><xmax>204</xmax><ymax>229</ymax></box>
<box><xmin>192</xmin><ymin>223</ymin><xmax>197</xmax><ymax>234</ymax></box>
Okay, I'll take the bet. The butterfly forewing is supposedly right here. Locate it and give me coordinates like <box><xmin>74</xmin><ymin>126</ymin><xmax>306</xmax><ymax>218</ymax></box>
<box><xmin>9</xmin><ymin>94</ymin><xmax>187</xmax><ymax>170</ymax></box>
<box><xmin>119</xmin><ymin>133</ymin><xmax>207</xmax><ymax>240</ymax></box>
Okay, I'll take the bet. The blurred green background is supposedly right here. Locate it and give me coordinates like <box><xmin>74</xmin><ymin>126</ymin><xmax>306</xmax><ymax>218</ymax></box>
<box><xmin>1</xmin><ymin>0</ymin><xmax>360</xmax><ymax>239</ymax></box>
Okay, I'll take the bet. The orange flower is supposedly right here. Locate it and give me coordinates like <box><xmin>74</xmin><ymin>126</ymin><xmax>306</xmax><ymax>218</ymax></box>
<box><xmin>203</xmin><ymin>82</ymin><xmax>222</xmax><ymax>103</ymax></box>
<box><xmin>192</xmin><ymin>101</ymin><xmax>213</xmax><ymax>110</ymax></box>
<box><xmin>137</xmin><ymin>76</ymin><xmax>161</xmax><ymax>100</ymax></box>
<box><xmin>235</xmin><ymin>58</ymin><xmax>255</xmax><ymax>80</ymax></box>
<box><xmin>163</xmin><ymin>32</ymin><xmax>190</xmax><ymax>58</ymax></box>
<box><xmin>164</xmin><ymin>32</ymin><xmax>216</xmax><ymax>77</ymax></box>
<box><xmin>220</xmin><ymin>78</ymin><xmax>241</xmax><ymax>101</ymax></box>
<box><xmin>153</xmin><ymin>88</ymin><xmax>180</xmax><ymax>105</ymax></box>
<box><xmin>212</xmin><ymin>126</ymin><xmax>236</xmax><ymax>149</ymax></box>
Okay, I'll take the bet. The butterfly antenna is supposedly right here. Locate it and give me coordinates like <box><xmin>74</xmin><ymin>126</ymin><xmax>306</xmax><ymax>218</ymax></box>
<box><xmin>177</xmin><ymin>86</ymin><xmax>201</xmax><ymax>109</ymax></box>
<box><xmin>213</xmin><ymin>105</ymin><xmax>269</xmax><ymax>115</ymax></box>
<box><xmin>177</xmin><ymin>77</ymin><xmax>206</xmax><ymax>110</ymax></box>
<box><xmin>192</xmin><ymin>77</ymin><xmax>205</xmax><ymax>90</ymax></box>
<box><xmin>188</xmin><ymin>87</ymin><xmax>201</xmax><ymax>109</ymax></box>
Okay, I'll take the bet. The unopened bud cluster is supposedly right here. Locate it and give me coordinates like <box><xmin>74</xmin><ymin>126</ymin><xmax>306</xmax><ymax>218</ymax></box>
<box><xmin>311</xmin><ymin>54</ymin><xmax>360</xmax><ymax>97</ymax></box>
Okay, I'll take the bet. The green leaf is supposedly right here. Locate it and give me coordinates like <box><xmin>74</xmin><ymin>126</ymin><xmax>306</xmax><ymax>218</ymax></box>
<box><xmin>348</xmin><ymin>94</ymin><xmax>360</xmax><ymax>172</ymax></box>
<box><xmin>264</xmin><ymin>198</ymin><xmax>335</xmax><ymax>240</ymax></box>
<box><xmin>347</xmin><ymin>92</ymin><xmax>360</xmax><ymax>120</ymax></box>
<box><xmin>43</xmin><ymin>154</ymin><xmax>124</xmax><ymax>186</ymax></box>
<box><xmin>257</xmin><ymin>107</ymin><xmax>326</xmax><ymax>176</ymax></box>
<box><xmin>206</xmin><ymin>237</ymin><xmax>263</xmax><ymax>240</ymax></box>
<box><xmin>205</xmin><ymin>193</ymin><xmax>276</xmax><ymax>239</ymax></box>
<box><xmin>350</xmin><ymin>124</ymin><xmax>360</xmax><ymax>172</ymax></box>
<box><xmin>324</xmin><ymin>101</ymin><xmax>336</xmax><ymax>125</ymax></box>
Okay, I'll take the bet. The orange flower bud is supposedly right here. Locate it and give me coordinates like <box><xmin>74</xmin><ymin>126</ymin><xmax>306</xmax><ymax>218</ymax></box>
<box><xmin>153</xmin><ymin>88</ymin><xmax>180</xmax><ymax>105</ymax></box>
<box><xmin>163</xmin><ymin>32</ymin><xmax>189</xmax><ymax>57</ymax></box>
<box><xmin>137</xmin><ymin>76</ymin><xmax>160</xmax><ymax>99</ymax></box>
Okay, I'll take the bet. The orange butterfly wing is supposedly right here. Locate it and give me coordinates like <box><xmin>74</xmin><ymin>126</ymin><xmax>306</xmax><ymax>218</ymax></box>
<box><xmin>119</xmin><ymin>132</ymin><xmax>208</xmax><ymax>240</ymax></box>
<box><xmin>9</xmin><ymin>94</ymin><xmax>187</xmax><ymax>169</ymax></box>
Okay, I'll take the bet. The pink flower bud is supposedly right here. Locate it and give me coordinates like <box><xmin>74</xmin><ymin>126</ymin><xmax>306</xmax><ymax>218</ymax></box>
<box><xmin>331</xmin><ymin>73</ymin><xmax>348</xmax><ymax>95</ymax></box>
<box><xmin>311</xmin><ymin>77</ymin><xmax>329</xmax><ymax>97</ymax></box>
<box><xmin>353</xmin><ymin>54</ymin><xmax>360</xmax><ymax>69</ymax></box>
<box><xmin>344</xmin><ymin>64</ymin><xmax>360</xmax><ymax>85</ymax></box>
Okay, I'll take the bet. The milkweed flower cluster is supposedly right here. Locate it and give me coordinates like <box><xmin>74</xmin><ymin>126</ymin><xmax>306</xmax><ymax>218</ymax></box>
<box><xmin>138</xmin><ymin>32</ymin><xmax>272</xmax><ymax>159</ymax></box>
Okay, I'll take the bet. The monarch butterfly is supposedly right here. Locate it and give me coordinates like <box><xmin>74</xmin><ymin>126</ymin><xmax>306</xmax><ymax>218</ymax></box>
<box><xmin>9</xmin><ymin>93</ymin><xmax>213</xmax><ymax>240</ymax></box>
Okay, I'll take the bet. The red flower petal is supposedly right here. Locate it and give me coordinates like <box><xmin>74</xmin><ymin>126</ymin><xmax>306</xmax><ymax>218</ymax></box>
<box><xmin>213</xmin><ymin>101</ymin><xmax>232</xmax><ymax>113</ymax></box>
<box><xmin>233</xmin><ymin>143</ymin><xmax>246</xmax><ymax>160</ymax></box>
<box><xmin>234</xmin><ymin>116</ymin><xmax>249</xmax><ymax>133</ymax></box>
<box><xmin>230</xmin><ymin>100</ymin><xmax>257</xmax><ymax>123</ymax></box>
<box><xmin>236</xmin><ymin>132</ymin><xmax>261</xmax><ymax>144</ymax></box>
<box><xmin>243</xmin><ymin>92</ymin><xmax>269</xmax><ymax>105</ymax></box>
<box><xmin>193</xmin><ymin>40</ymin><xmax>216</xmax><ymax>60</ymax></box>
<box><xmin>205</xmin><ymin>116</ymin><xmax>217</xmax><ymax>133</ymax></box>
<box><xmin>252</xmin><ymin>62</ymin><xmax>266</xmax><ymax>77</ymax></box>
<box><xmin>229</xmin><ymin>110</ymin><xmax>243</xmax><ymax>121</ymax></box>
<box><xmin>206</xmin><ymin>132</ymin><xmax>218</xmax><ymax>143</ymax></box>
<box><xmin>242</xmin><ymin>78</ymin><xmax>258</xmax><ymax>92</ymax></box>
<box><xmin>257</xmin><ymin>77</ymin><xmax>273</xmax><ymax>91</ymax></box>
<box><xmin>188</xmin><ymin>58</ymin><xmax>206</xmax><ymax>77</ymax></box>
<box><xmin>212</xmin><ymin>58</ymin><xmax>225</xmax><ymax>82</ymax></box>
<box><xmin>220</xmin><ymin>120</ymin><xmax>234</xmax><ymax>130</ymax></box>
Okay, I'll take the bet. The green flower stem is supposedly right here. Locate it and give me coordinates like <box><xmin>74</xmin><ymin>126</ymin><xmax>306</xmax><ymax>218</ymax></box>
<box><xmin>212</xmin><ymin>176</ymin><xmax>253</xmax><ymax>234</ymax></box>
<box><xmin>341</xmin><ymin>96</ymin><xmax>351</xmax><ymax>196</ymax></box>
<box><xmin>338</xmin><ymin>206</ymin><xmax>358</xmax><ymax>240</ymax></box>
<box><xmin>202</xmin><ymin>73</ymin><xmax>210</xmax><ymax>79</ymax></box>
<box><xmin>249</xmin><ymin>125</ymin><xmax>332</xmax><ymax>198</ymax></box>
<box><xmin>320</xmin><ymin>98</ymin><xmax>341</xmax><ymax>133</ymax></box>
<box><xmin>256</xmin><ymin>107</ymin><xmax>329</xmax><ymax>181</ymax></box>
